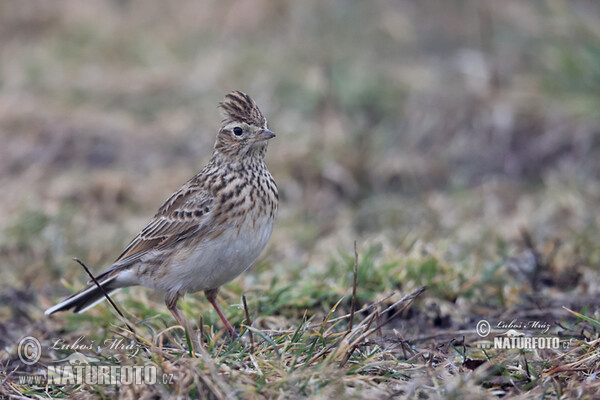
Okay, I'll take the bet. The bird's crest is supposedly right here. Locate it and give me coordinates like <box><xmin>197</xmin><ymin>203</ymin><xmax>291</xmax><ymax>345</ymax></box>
<box><xmin>219</xmin><ymin>91</ymin><xmax>266</xmax><ymax>128</ymax></box>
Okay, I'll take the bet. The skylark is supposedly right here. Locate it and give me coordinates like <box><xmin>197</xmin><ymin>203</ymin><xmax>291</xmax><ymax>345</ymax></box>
<box><xmin>46</xmin><ymin>91</ymin><xmax>278</xmax><ymax>337</ymax></box>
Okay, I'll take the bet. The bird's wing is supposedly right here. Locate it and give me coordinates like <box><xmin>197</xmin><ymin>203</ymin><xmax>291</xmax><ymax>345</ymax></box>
<box><xmin>112</xmin><ymin>181</ymin><xmax>215</xmax><ymax>268</ymax></box>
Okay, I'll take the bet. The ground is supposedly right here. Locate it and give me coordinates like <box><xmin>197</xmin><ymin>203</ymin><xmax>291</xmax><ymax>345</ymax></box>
<box><xmin>0</xmin><ymin>1</ymin><xmax>599</xmax><ymax>399</ymax></box>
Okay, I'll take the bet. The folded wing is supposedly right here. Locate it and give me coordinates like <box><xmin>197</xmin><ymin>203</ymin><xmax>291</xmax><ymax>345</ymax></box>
<box><xmin>111</xmin><ymin>182</ymin><xmax>215</xmax><ymax>270</ymax></box>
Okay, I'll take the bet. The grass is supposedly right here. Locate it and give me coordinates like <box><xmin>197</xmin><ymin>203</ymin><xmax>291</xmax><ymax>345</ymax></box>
<box><xmin>3</xmin><ymin>234</ymin><xmax>599</xmax><ymax>398</ymax></box>
<box><xmin>1</xmin><ymin>0</ymin><xmax>600</xmax><ymax>398</ymax></box>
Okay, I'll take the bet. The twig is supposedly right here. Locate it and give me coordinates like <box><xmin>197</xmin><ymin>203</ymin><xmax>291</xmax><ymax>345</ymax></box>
<box><xmin>74</xmin><ymin>258</ymin><xmax>141</xmax><ymax>343</ymax></box>
<box><xmin>341</xmin><ymin>286</ymin><xmax>427</xmax><ymax>366</ymax></box>
<box><xmin>242</xmin><ymin>295</ymin><xmax>255</xmax><ymax>354</ymax></box>
<box><xmin>348</xmin><ymin>240</ymin><xmax>359</xmax><ymax>333</ymax></box>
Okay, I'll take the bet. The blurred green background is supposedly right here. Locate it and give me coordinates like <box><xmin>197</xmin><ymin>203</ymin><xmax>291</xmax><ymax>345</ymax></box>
<box><xmin>1</xmin><ymin>0</ymin><xmax>599</xmax><ymax>333</ymax></box>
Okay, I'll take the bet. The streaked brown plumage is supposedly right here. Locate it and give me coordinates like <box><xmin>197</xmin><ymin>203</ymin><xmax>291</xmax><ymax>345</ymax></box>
<box><xmin>46</xmin><ymin>91</ymin><xmax>278</xmax><ymax>337</ymax></box>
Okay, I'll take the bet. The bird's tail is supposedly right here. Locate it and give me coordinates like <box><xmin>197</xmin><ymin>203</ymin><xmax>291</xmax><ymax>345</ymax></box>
<box><xmin>45</xmin><ymin>274</ymin><xmax>122</xmax><ymax>315</ymax></box>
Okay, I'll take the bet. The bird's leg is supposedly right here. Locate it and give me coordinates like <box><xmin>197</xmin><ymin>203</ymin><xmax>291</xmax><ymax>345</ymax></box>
<box><xmin>165</xmin><ymin>293</ymin><xmax>197</xmax><ymax>355</ymax></box>
<box><xmin>205</xmin><ymin>288</ymin><xmax>238</xmax><ymax>339</ymax></box>
<box><xmin>165</xmin><ymin>292</ymin><xmax>187</xmax><ymax>329</ymax></box>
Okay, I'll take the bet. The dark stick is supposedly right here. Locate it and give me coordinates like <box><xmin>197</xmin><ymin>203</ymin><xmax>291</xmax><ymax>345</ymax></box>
<box><xmin>242</xmin><ymin>295</ymin><xmax>254</xmax><ymax>354</ymax></box>
<box><xmin>74</xmin><ymin>258</ymin><xmax>138</xmax><ymax>338</ymax></box>
<box><xmin>348</xmin><ymin>241</ymin><xmax>359</xmax><ymax>333</ymax></box>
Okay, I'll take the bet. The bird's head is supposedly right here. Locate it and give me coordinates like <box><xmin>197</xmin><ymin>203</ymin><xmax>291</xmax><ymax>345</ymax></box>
<box><xmin>215</xmin><ymin>91</ymin><xmax>275</xmax><ymax>159</ymax></box>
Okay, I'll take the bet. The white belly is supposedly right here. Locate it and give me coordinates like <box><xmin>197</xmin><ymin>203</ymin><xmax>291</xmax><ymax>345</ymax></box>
<box><xmin>138</xmin><ymin>215</ymin><xmax>274</xmax><ymax>294</ymax></box>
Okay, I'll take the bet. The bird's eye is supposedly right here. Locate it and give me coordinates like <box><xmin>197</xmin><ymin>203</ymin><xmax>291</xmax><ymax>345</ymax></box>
<box><xmin>233</xmin><ymin>127</ymin><xmax>243</xmax><ymax>136</ymax></box>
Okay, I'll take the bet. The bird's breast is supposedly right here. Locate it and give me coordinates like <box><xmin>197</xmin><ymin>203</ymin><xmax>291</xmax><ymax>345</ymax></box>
<box><xmin>145</xmin><ymin>169</ymin><xmax>277</xmax><ymax>294</ymax></box>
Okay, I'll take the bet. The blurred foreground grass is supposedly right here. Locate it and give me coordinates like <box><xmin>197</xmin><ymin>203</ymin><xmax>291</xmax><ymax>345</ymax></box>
<box><xmin>1</xmin><ymin>1</ymin><xmax>599</xmax><ymax>398</ymax></box>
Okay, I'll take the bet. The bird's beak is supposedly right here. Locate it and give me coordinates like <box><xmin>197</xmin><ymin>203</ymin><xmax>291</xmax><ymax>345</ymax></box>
<box><xmin>254</xmin><ymin>129</ymin><xmax>276</xmax><ymax>142</ymax></box>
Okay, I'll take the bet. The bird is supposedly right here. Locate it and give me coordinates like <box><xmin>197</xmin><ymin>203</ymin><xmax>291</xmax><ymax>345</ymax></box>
<box><xmin>45</xmin><ymin>91</ymin><xmax>278</xmax><ymax>338</ymax></box>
